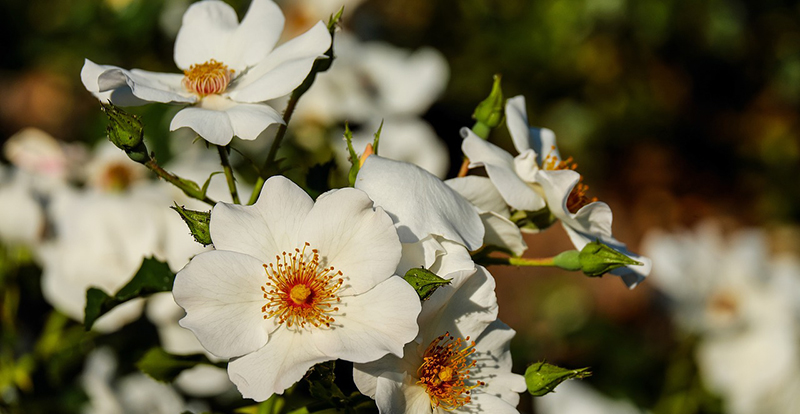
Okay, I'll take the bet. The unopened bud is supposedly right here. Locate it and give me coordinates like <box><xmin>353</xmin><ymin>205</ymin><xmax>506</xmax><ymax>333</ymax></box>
<box><xmin>101</xmin><ymin>102</ymin><xmax>150</xmax><ymax>163</ymax></box>
<box><xmin>578</xmin><ymin>241</ymin><xmax>642</xmax><ymax>277</ymax></box>
<box><xmin>525</xmin><ymin>361</ymin><xmax>591</xmax><ymax>397</ymax></box>
<box><xmin>403</xmin><ymin>268</ymin><xmax>450</xmax><ymax>301</ymax></box>
<box><xmin>472</xmin><ymin>74</ymin><xmax>504</xmax><ymax>138</ymax></box>
<box><xmin>171</xmin><ymin>204</ymin><xmax>211</xmax><ymax>246</ymax></box>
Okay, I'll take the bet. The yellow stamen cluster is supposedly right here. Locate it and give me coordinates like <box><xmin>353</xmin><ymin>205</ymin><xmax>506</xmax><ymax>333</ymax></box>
<box><xmin>101</xmin><ymin>162</ymin><xmax>135</xmax><ymax>191</ymax></box>
<box><xmin>542</xmin><ymin>147</ymin><xmax>598</xmax><ymax>213</ymax></box>
<box><xmin>417</xmin><ymin>332</ymin><xmax>484</xmax><ymax>411</ymax></box>
<box><xmin>261</xmin><ymin>242</ymin><xmax>344</xmax><ymax>329</ymax></box>
<box><xmin>182</xmin><ymin>59</ymin><xmax>234</xmax><ymax>97</ymax></box>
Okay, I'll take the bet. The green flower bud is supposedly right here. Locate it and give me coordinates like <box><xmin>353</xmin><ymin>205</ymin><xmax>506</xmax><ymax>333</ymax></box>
<box><xmin>471</xmin><ymin>74</ymin><xmax>504</xmax><ymax>138</ymax></box>
<box><xmin>525</xmin><ymin>361</ymin><xmax>591</xmax><ymax>397</ymax></box>
<box><xmin>101</xmin><ymin>102</ymin><xmax>150</xmax><ymax>164</ymax></box>
<box><xmin>403</xmin><ymin>268</ymin><xmax>450</xmax><ymax>301</ymax></box>
<box><xmin>171</xmin><ymin>204</ymin><xmax>212</xmax><ymax>246</ymax></box>
<box><xmin>578</xmin><ymin>241</ymin><xmax>642</xmax><ymax>277</ymax></box>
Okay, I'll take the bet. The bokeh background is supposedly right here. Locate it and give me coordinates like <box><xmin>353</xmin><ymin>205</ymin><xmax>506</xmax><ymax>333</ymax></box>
<box><xmin>2</xmin><ymin>0</ymin><xmax>800</xmax><ymax>413</ymax></box>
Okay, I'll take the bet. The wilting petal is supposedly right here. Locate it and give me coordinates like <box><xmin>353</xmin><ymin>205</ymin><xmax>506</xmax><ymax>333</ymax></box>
<box><xmin>97</xmin><ymin>67</ymin><xmax>194</xmax><ymax>104</ymax></box>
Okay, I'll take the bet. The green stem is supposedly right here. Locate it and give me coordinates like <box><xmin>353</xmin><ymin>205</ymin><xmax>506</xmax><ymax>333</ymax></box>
<box><xmin>478</xmin><ymin>256</ymin><xmax>557</xmax><ymax>267</ymax></box>
<box><xmin>248</xmin><ymin>95</ymin><xmax>300</xmax><ymax>205</ymax></box>
<box><xmin>144</xmin><ymin>159</ymin><xmax>217</xmax><ymax>206</ymax></box>
<box><xmin>216</xmin><ymin>145</ymin><xmax>240</xmax><ymax>204</ymax></box>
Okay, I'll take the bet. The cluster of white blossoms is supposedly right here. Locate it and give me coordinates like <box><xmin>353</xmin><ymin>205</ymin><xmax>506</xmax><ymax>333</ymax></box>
<box><xmin>0</xmin><ymin>0</ymin><xmax>654</xmax><ymax>412</ymax></box>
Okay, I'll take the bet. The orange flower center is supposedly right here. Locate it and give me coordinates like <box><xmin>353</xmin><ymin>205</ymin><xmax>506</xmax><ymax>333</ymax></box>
<box><xmin>542</xmin><ymin>148</ymin><xmax>597</xmax><ymax>213</ymax></box>
<box><xmin>182</xmin><ymin>59</ymin><xmax>234</xmax><ymax>97</ymax></box>
<box><xmin>417</xmin><ymin>332</ymin><xmax>484</xmax><ymax>411</ymax></box>
<box><xmin>261</xmin><ymin>242</ymin><xmax>344</xmax><ymax>329</ymax></box>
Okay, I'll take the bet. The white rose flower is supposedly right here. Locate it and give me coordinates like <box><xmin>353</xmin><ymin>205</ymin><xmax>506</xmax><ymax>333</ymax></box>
<box><xmin>173</xmin><ymin>176</ymin><xmax>421</xmax><ymax>401</ymax></box>
<box><xmin>81</xmin><ymin>0</ymin><xmax>331</xmax><ymax>145</ymax></box>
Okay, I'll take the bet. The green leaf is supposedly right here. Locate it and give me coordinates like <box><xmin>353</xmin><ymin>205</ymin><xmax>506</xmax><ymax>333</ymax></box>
<box><xmin>83</xmin><ymin>257</ymin><xmax>174</xmax><ymax>330</ymax></box>
<box><xmin>403</xmin><ymin>268</ymin><xmax>451</xmax><ymax>301</ymax></box>
<box><xmin>344</xmin><ymin>123</ymin><xmax>360</xmax><ymax>187</ymax></box>
<box><xmin>525</xmin><ymin>361</ymin><xmax>591</xmax><ymax>397</ymax></box>
<box><xmin>137</xmin><ymin>347</ymin><xmax>222</xmax><ymax>383</ymax></box>
<box><xmin>171</xmin><ymin>204</ymin><xmax>212</xmax><ymax>246</ymax></box>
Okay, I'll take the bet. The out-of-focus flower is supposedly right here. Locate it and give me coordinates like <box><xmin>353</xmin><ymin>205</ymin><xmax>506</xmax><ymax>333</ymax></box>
<box><xmin>81</xmin><ymin>348</ymin><xmax>206</xmax><ymax>414</ymax></box>
<box><xmin>535</xmin><ymin>381</ymin><xmax>646</xmax><ymax>414</ymax></box>
<box><xmin>0</xmin><ymin>168</ymin><xmax>45</xmax><ymax>248</ymax></box>
<box><xmin>354</xmin><ymin>266</ymin><xmax>525</xmax><ymax>413</ymax></box>
<box><xmin>643</xmin><ymin>222</ymin><xmax>800</xmax><ymax>414</ymax></box>
<box><xmin>82</xmin><ymin>0</ymin><xmax>331</xmax><ymax>145</ymax></box>
<box><xmin>173</xmin><ymin>176</ymin><xmax>420</xmax><ymax>401</ymax></box>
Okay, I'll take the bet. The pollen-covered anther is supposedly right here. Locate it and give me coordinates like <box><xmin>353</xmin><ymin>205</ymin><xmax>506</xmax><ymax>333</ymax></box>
<box><xmin>417</xmin><ymin>332</ymin><xmax>485</xmax><ymax>411</ymax></box>
<box><xmin>260</xmin><ymin>243</ymin><xmax>343</xmax><ymax>329</ymax></box>
<box><xmin>542</xmin><ymin>148</ymin><xmax>597</xmax><ymax>213</ymax></box>
<box><xmin>182</xmin><ymin>59</ymin><xmax>234</xmax><ymax>96</ymax></box>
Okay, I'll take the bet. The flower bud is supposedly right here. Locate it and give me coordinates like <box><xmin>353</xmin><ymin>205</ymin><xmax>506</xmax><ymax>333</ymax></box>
<box><xmin>471</xmin><ymin>74</ymin><xmax>504</xmax><ymax>138</ymax></box>
<box><xmin>403</xmin><ymin>268</ymin><xmax>451</xmax><ymax>301</ymax></box>
<box><xmin>101</xmin><ymin>102</ymin><xmax>150</xmax><ymax>163</ymax></box>
<box><xmin>525</xmin><ymin>361</ymin><xmax>591</xmax><ymax>397</ymax></box>
<box><xmin>171</xmin><ymin>204</ymin><xmax>211</xmax><ymax>246</ymax></box>
<box><xmin>578</xmin><ymin>241</ymin><xmax>642</xmax><ymax>277</ymax></box>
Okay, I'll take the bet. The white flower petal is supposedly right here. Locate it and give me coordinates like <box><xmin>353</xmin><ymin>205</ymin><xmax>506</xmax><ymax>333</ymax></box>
<box><xmin>445</xmin><ymin>176</ymin><xmax>509</xmax><ymax>217</ymax></box>
<box><xmin>312</xmin><ymin>277</ymin><xmax>420</xmax><ymax>363</ymax></box>
<box><xmin>471</xmin><ymin>320</ymin><xmax>526</xmax><ymax>404</ymax></box>
<box><xmin>174</xmin><ymin>0</ymin><xmax>284</xmax><ymax>71</ymax></box>
<box><xmin>224</xmin><ymin>102</ymin><xmax>284</xmax><ymax>141</ymax></box>
<box><xmin>300</xmin><ymin>187</ymin><xmax>402</xmax><ymax>295</ymax></box>
<box><xmin>353</xmin><ymin>352</ymin><xmax>411</xmax><ymax>399</ymax></box>
<box><xmin>227</xmin><ymin>327</ymin><xmax>330</xmax><ymax>402</ymax></box>
<box><xmin>228</xmin><ymin>21</ymin><xmax>331</xmax><ymax>103</ymax></box>
<box><xmin>173</xmin><ymin>250</ymin><xmax>274</xmax><ymax>359</ymax></box>
<box><xmin>355</xmin><ymin>156</ymin><xmax>484</xmax><ymax>251</ymax></box>
<box><xmin>461</xmin><ymin>128</ymin><xmax>545</xmax><ymax>212</ymax></box>
<box><xmin>419</xmin><ymin>266</ymin><xmax>498</xmax><ymax>342</ymax></box>
<box><xmin>211</xmin><ymin>175</ymin><xmax>313</xmax><ymax>263</ymax></box>
<box><xmin>170</xmin><ymin>107</ymin><xmax>235</xmax><ymax>145</ymax></box>
<box><xmin>458</xmin><ymin>393</ymin><xmax>520</xmax><ymax>414</ymax></box>
<box><xmin>97</xmin><ymin>67</ymin><xmax>195</xmax><ymax>104</ymax></box>
<box><xmin>81</xmin><ymin>59</ymin><xmax>150</xmax><ymax>106</ymax></box>
<box><xmin>506</xmin><ymin>95</ymin><xmax>558</xmax><ymax>164</ymax></box>
<box><xmin>375</xmin><ymin>375</ymin><xmax>433</xmax><ymax>414</ymax></box>
<box><xmin>397</xmin><ymin>236</ymin><xmax>475</xmax><ymax>277</ymax></box>
<box><xmin>481</xmin><ymin>212</ymin><xmax>527</xmax><ymax>257</ymax></box>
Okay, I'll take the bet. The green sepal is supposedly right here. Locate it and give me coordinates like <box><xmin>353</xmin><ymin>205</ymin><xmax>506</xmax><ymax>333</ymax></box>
<box><xmin>471</xmin><ymin>74</ymin><xmax>504</xmax><ymax>138</ymax></box>
<box><xmin>372</xmin><ymin>119</ymin><xmax>383</xmax><ymax>155</ymax></box>
<box><xmin>137</xmin><ymin>347</ymin><xmax>223</xmax><ymax>383</ymax></box>
<box><xmin>171</xmin><ymin>203</ymin><xmax>212</xmax><ymax>246</ymax></box>
<box><xmin>578</xmin><ymin>241</ymin><xmax>642</xmax><ymax>277</ymax></box>
<box><xmin>403</xmin><ymin>268</ymin><xmax>451</xmax><ymax>301</ymax></box>
<box><xmin>344</xmin><ymin>123</ymin><xmax>360</xmax><ymax>187</ymax></box>
<box><xmin>83</xmin><ymin>257</ymin><xmax>174</xmax><ymax>330</ymax></box>
<box><xmin>525</xmin><ymin>361</ymin><xmax>591</xmax><ymax>397</ymax></box>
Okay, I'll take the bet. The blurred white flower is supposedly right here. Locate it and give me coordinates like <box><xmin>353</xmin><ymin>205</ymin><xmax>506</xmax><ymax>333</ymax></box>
<box><xmin>173</xmin><ymin>176</ymin><xmax>420</xmax><ymax>401</ymax></box>
<box><xmin>0</xmin><ymin>168</ymin><xmax>45</xmax><ymax>247</ymax></box>
<box><xmin>82</xmin><ymin>0</ymin><xmax>331</xmax><ymax>145</ymax></box>
<box><xmin>354</xmin><ymin>266</ymin><xmax>525</xmax><ymax>413</ymax></box>
<box><xmin>535</xmin><ymin>381</ymin><xmax>646</xmax><ymax>414</ymax></box>
<box><xmin>643</xmin><ymin>222</ymin><xmax>800</xmax><ymax>414</ymax></box>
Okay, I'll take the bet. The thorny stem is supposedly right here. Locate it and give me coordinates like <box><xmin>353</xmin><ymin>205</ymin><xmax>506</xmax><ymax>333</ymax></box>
<box><xmin>216</xmin><ymin>145</ymin><xmax>240</xmax><ymax>204</ymax></box>
<box><xmin>144</xmin><ymin>159</ymin><xmax>217</xmax><ymax>206</ymax></box>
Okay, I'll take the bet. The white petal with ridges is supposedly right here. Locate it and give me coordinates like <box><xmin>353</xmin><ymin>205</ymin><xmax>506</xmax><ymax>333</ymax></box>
<box><xmin>224</xmin><ymin>102</ymin><xmax>284</xmax><ymax>141</ymax></box>
<box><xmin>355</xmin><ymin>156</ymin><xmax>484</xmax><ymax>251</ymax></box>
<box><xmin>98</xmin><ymin>67</ymin><xmax>195</xmax><ymax>104</ymax></box>
<box><xmin>173</xmin><ymin>250</ymin><xmax>274</xmax><ymax>359</ymax></box>
<box><xmin>81</xmin><ymin>59</ymin><xmax>150</xmax><ymax>106</ymax></box>
<box><xmin>227</xmin><ymin>327</ymin><xmax>329</xmax><ymax>402</ymax></box>
<box><xmin>229</xmin><ymin>22</ymin><xmax>331</xmax><ymax>103</ymax></box>
<box><xmin>210</xmin><ymin>175</ymin><xmax>313</xmax><ymax>263</ymax></box>
<box><xmin>376</xmin><ymin>375</ymin><xmax>433</xmax><ymax>414</ymax></box>
<box><xmin>446</xmin><ymin>176</ymin><xmax>509</xmax><ymax>217</ymax></box>
<box><xmin>170</xmin><ymin>107</ymin><xmax>234</xmax><ymax>145</ymax></box>
<box><xmin>312</xmin><ymin>277</ymin><xmax>420</xmax><ymax>363</ymax></box>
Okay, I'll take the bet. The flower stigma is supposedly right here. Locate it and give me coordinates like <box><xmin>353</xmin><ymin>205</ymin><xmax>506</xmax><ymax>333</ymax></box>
<box><xmin>182</xmin><ymin>59</ymin><xmax>234</xmax><ymax>97</ymax></box>
<box><xmin>261</xmin><ymin>242</ymin><xmax>344</xmax><ymax>329</ymax></box>
<box><xmin>417</xmin><ymin>332</ymin><xmax>484</xmax><ymax>411</ymax></box>
<box><xmin>542</xmin><ymin>147</ymin><xmax>598</xmax><ymax>213</ymax></box>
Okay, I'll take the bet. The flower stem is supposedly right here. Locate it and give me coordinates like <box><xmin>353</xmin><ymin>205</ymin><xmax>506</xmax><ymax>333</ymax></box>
<box><xmin>478</xmin><ymin>256</ymin><xmax>557</xmax><ymax>267</ymax></box>
<box><xmin>216</xmin><ymin>145</ymin><xmax>240</xmax><ymax>204</ymax></box>
<box><xmin>144</xmin><ymin>159</ymin><xmax>217</xmax><ymax>206</ymax></box>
